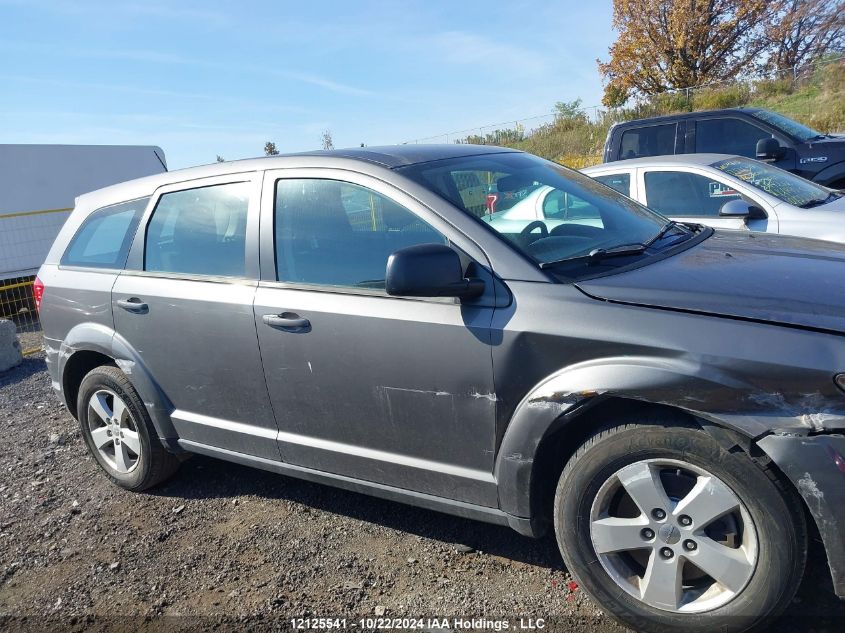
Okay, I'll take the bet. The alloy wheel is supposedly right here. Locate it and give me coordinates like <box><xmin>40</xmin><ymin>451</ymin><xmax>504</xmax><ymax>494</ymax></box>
<box><xmin>87</xmin><ymin>388</ymin><xmax>142</xmax><ymax>474</ymax></box>
<box><xmin>589</xmin><ymin>458</ymin><xmax>758</xmax><ymax>613</ymax></box>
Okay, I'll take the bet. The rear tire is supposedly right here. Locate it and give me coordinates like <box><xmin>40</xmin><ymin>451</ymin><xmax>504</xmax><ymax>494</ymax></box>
<box><xmin>553</xmin><ymin>420</ymin><xmax>806</xmax><ymax>633</ymax></box>
<box><xmin>77</xmin><ymin>365</ymin><xmax>180</xmax><ymax>491</ymax></box>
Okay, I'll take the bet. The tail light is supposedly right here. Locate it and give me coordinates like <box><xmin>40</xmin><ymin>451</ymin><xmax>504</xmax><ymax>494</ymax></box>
<box><xmin>33</xmin><ymin>276</ymin><xmax>44</xmax><ymax>313</ymax></box>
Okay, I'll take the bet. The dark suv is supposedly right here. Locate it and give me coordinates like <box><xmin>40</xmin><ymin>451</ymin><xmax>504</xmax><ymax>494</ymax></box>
<box><xmin>37</xmin><ymin>145</ymin><xmax>845</xmax><ymax>633</ymax></box>
<box><xmin>603</xmin><ymin>108</ymin><xmax>845</xmax><ymax>188</ymax></box>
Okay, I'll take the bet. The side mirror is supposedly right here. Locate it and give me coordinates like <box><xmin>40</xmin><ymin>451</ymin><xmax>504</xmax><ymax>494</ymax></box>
<box><xmin>756</xmin><ymin>137</ymin><xmax>785</xmax><ymax>160</ymax></box>
<box><xmin>719</xmin><ymin>198</ymin><xmax>766</xmax><ymax>219</ymax></box>
<box><xmin>386</xmin><ymin>243</ymin><xmax>484</xmax><ymax>299</ymax></box>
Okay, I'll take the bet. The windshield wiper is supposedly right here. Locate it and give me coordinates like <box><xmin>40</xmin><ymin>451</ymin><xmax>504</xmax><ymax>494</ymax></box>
<box><xmin>539</xmin><ymin>221</ymin><xmax>692</xmax><ymax>269</ymax></box>
<box><xmin>644</xmin><ymin>220</ymin><xmax>690</xmax><ymax>248</ymax></box>
<box><xmin>539</xmin><ymin>242</ymin><xmax>647</xmax><ymax>269</ymax></box>
<box><xmin>801</xmin><ymin>193</ymin><xmax>839</xmax><ymax>208</ymax></box>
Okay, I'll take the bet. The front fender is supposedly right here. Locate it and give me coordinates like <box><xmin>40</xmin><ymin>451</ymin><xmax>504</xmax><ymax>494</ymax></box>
<box><xmin>494</xmin><ymin>355</ymin><xmax>845</xmax><ymax>519</ymax></box>
<box><xmin>813</xmin><ymin>159</ymin><xmax>845</xmax><ymax>187</ymax></box>
<box><xmin>59</xmin><ymin>322</ymin><xmax>177</xmax><ymax>441</ymax></box>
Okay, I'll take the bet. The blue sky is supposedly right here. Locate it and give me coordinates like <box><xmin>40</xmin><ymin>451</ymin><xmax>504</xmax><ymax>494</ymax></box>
<box><xmin>1</xmin><ymin>0</ymin><xmax>614</xmax><ymax>169</ymax></box>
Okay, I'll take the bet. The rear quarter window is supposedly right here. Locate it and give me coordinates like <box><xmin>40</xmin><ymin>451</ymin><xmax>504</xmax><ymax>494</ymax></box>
<box><xmin>61</xmin><ymin>197</ymin><xmax>148</xmax><ymax>269</ymax></box>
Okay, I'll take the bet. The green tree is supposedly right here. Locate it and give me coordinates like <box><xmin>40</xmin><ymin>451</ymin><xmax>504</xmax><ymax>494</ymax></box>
<box><xmin>264</xmin><ymin>141</ymin><xmax>279</xmax><ymax>156</ymax></box>
<box><xmin>554</xmin><ymin>98</ymin><xmax>585</xmax><ymax>121</ymax></box>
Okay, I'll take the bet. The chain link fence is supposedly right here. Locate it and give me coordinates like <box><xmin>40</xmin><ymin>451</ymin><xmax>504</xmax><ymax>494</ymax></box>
<box><xmin>0</xmin><ymin>275</ymin><xmax>41</xmax><ymax>355</ymax></box>
<box><xmin>403</xmin><ymin>55</ymin><xmax>845</xmax><ymax>167</ymax></box>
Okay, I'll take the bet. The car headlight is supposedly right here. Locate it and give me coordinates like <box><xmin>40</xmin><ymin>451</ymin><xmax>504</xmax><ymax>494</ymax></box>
<box><xmin>835</xmin><ymin>374</ymin><xmax>845</xmax><ymax>393</ymax></box>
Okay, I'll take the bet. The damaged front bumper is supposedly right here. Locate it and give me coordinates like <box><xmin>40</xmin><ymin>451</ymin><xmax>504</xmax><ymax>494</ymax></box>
<box><xmin>757</xmin><ymin>432</ymin><xmax>845</xmax><ymax>598</ymax></box>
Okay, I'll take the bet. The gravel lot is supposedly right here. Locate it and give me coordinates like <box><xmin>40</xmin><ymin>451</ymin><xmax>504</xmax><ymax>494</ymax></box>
<box><xmin>1</xmin><ymin>354</ymin><xmax>843</xmax><ymax>632</ymax></box>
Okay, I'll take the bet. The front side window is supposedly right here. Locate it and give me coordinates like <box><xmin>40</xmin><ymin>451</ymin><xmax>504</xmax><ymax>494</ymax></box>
<box><xmin>145</xmin><ymin>182</ymin><xmax>250</xmax><ymax>277</ymax></box>
<box><xmin>398</xmin><ymin>152</ymin><xmax>691</xmax><ymax>279</ymax></box>
<box><xmin>593</xmin><ymin>173</ymin><xmax>631</xmax><ymax>196</ymax></box>
<box><xmin>712</xmin><ymin>157</ymin><xmax>839</xmax><ymax>208</ymax></box>
<box><xmin>619</xmin><ymin>124</ymin><xmax>676</xmax><ymax>159</ymax></box>
<box><xmin>644</xmin><ymin>171</ymin><xmax>741</xmax><ymax>217</ymax></box>
<box><xmin>695</xmin><ymin>118</ymin><xmax>770</xmax><ymax>157</ymax></box>
<box><xmin>62</xmin><ymin>197</ymin><xmax>148</xmax><ymax>269</ymax></box>
<box><xmin>274</xmin><ymin>179</ymin><xmax>446</xmax><ymax>288</ymax></box>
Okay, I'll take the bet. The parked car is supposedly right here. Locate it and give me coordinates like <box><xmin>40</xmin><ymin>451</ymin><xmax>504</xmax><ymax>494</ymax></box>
<box><xmin>38</xmin><ymin>145</ymin><xmax>845</xmax><ymax>633</ymax></box>
<box><xmin>583</xmin><ymin>154</ymin><xmax>845</xmax><ymax>242</ymax></box>
<box><xmin>482</xmin><ymin>183</ymin><xmax>602</xmax><ymax>233</ymax></box>
<box><xmin>484</xmin><ymin>180</ymin><xmax>542</xmax><ymax>215</ymax></box>
<box><xmin>602</xmin><ymin>108</ymin><xmax>845</xmax><ymax>189</ymax></box>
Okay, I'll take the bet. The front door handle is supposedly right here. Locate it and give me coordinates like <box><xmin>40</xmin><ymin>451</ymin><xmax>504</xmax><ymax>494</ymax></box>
<box><xmin>116</xmin><ymin>298</ymin><xmax>148</xmax><ymax>313</ymax></box>
<box><xmin>262</xmin><ymin>313</ymin><xmax>311</xmax><ymax>332</ymax></box>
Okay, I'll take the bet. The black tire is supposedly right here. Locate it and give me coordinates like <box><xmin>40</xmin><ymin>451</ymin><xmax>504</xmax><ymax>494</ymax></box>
<box><xmin>77</xmin><ymin>365</ymin><xmax>181</xmax><ymax>491</ymax></box>
<box><xmin>554</xmin><ymin>420</ymin><xmax>807</xmax><ymax>633</ymax></box>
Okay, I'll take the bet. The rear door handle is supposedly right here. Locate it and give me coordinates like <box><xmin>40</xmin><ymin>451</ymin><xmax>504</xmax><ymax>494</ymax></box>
<box><xmin>116</xmin><ymin>298</ymin><xmax>148</xmax><ymax>313</ymax></box>
<box><xmin>262</xmin><ymin>313</ymin><xmax>311</xmax><ymax>332</ymax></box>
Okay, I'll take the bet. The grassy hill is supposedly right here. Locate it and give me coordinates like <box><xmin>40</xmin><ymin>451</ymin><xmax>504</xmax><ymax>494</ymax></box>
<box><xmin>473</xmin><ymin>59</ymin><xmax>845</xmax><ymax>169</ymax></box>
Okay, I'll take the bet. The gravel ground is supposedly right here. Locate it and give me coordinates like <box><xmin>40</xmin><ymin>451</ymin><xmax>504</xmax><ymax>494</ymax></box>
<box><xmin>1</xmin><ymin>354</ymin><xmax>843</xmax><ymax>633</ymax></box>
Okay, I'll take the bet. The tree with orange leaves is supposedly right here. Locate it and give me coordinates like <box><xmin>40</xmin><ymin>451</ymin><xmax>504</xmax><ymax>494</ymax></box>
<box><xmin>598</xmin><ymin>0</ymin><xmax>773</xmax><ymax>106</ymax></box>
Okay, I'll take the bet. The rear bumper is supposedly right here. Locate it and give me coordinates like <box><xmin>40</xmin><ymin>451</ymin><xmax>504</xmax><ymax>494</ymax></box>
<box><xmin>757</xmin><ymin>433</ymin><xmax>845</xmax><ymax>598</ymax></box>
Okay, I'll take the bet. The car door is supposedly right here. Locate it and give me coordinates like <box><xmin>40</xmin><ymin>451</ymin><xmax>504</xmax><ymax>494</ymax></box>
<box><xmin>639</xmin><ymin>167</ymin><xmax>771</xmax><ymax>232</ymax></box>
<box><xmin>113</xmin><ymin>173</ymin><xmax>281</xmax><ymax>461</ymax></box>
<box><xmin>254</xmin><ymin>168</ymin><xmax>500</xmax><ymax>507</ymax></box>
<box><xmin>693</xmin><ymin>116</ymin><xmax>795</xmax><ymax>172</ymax></box>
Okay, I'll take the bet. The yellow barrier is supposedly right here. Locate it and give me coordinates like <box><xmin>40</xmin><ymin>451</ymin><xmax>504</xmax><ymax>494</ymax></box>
<box><xmin>0</xmin><ymin>207</ymin><xmax>73</xmax><ymax>219</ymax></box>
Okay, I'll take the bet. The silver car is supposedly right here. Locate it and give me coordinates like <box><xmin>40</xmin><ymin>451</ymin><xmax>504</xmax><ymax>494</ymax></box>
<box><xmin>583</xmin><ymin>154</ymin><xmax>845</xmax><ymax>243</ymax></box>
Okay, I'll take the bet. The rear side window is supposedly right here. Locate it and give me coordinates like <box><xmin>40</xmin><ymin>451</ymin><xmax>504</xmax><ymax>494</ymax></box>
<box><xmin>593</xmin><ymin>173</ymin><xmax>631</xmax><ymax>196</ymax></box>
<box><xmin>695</xmin><ymin>118</ymin><xmax>770</xmax><ymax>157</ymax></box>
<box><xmin>274</xmin><ymin>178</ymin><xmax>446</xmax><ymax>288</ymax></box>
<box><xmin>644</xmin><ymin>171</ymin><xmax>742</xmax><ymax>217</ymax></box>
<box><xmin>61</xmin><ymin>198</ymin><xmax>147</xmax><ymax>269</ymax></box>
<box><xmin>145</xmin><ymin>182</ymin><xmax>250</xmax><ymax>277</ymax></box>
<box><xmin>619</xmin><ymin>124</ymin><xmax>676</xmax><ymax>159</ymax></box>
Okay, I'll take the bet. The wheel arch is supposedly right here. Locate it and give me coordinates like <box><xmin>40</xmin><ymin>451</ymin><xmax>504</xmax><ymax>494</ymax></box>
<box><xmin>494</xmin><ymin>356</ymin><xmax>774</xmax><ymax>530</ymax></box>
<box><xmin>58</xmin><ymin>322</ymin><xmax>178</xmax><ymax>443</ymax></box>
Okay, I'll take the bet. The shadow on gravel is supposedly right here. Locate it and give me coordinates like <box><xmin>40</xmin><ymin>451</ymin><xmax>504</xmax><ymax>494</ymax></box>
<box><xmin>150</xmin><ymin>455</ymin><xmax>845</xmax><ymax>630</ymax></box>
<box><xmin>152</xmin><ymin>454</ymin><xmax>565</xmax><ymax>571</ymax></box>
<box><xmin>0</xmin><ymin>356</ymin><xmax>47</xmax><ymax>388</ymax></box>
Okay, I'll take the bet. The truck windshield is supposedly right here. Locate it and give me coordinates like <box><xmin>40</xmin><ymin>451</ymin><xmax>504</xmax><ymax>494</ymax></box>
<box><xmin>398</xmin><ymin>152</ymin><xmax>692</xmax><ymax>274</ymax></box>
<box><xmin>749</xmin><ymin>110</ymin><xmax>824</xmax><ymax>142</ymax></box>
<box><xmin>712</xmin><ymin>157</ymin><xmax>837</xmax><ymax>208</ymax></box>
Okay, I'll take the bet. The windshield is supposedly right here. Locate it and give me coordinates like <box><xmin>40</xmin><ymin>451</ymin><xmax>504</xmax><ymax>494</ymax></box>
<box><xmin>750</xmin><ymin>110</ymin><xmax>824</xmax><ymax>142</ymax></box>
<box><xmin>398</xmin><ymin>152</ymin><xmax>692</xmax><ymax>275</ymax></box>
<box><xmin>712</xmin><ymin>157</ymin><xmax>836</xmax><ymax>208</ymax></box>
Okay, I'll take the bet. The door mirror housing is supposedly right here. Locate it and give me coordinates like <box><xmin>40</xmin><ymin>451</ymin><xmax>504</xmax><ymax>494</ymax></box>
<box><xmin>756</xmin><ymin>137</ymin><xmax>786</xmax><ymax>160</ymax></box>
<box><xmin>719</xmin><ymin>198</ymin><xmax>767</xmax><ymax>220</ymax></box>
<box><xmin>386</xmin><ymin>243</ymin><xmax>484</xmax><ymax>299</ymax></box>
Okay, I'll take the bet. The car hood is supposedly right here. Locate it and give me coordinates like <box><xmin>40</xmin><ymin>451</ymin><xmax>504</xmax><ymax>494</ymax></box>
<box><xmin>808</xmin><ymin>133</ymin><xmax>845</xmax><ymax>146</ymax></box>
<box><xmin>819</xmin><ymin>194</ymin><xmax>845</xmax><ymax>211</ymax></box>
<box><xmin>577</xmin><ymin>230</ymin><xmax>845</xmax><ymax>334</ymax></box>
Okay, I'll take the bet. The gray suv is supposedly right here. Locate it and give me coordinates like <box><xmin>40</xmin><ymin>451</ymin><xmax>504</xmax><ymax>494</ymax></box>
<box><xmin>37</xmin><ymin>145</ymin><xmax>845</xmax><ymax>633</ymax></box>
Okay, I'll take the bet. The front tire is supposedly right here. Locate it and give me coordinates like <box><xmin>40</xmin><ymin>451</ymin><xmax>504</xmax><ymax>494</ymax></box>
<box><xmin>77</xmin><ymin>365</ymin><xmax>180</xmax><ymax>491</ymax></box>
<box><xmin>554</xmin><ymin>421</ymin><xmax>806</xmax><ymax>633</ymax></box>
